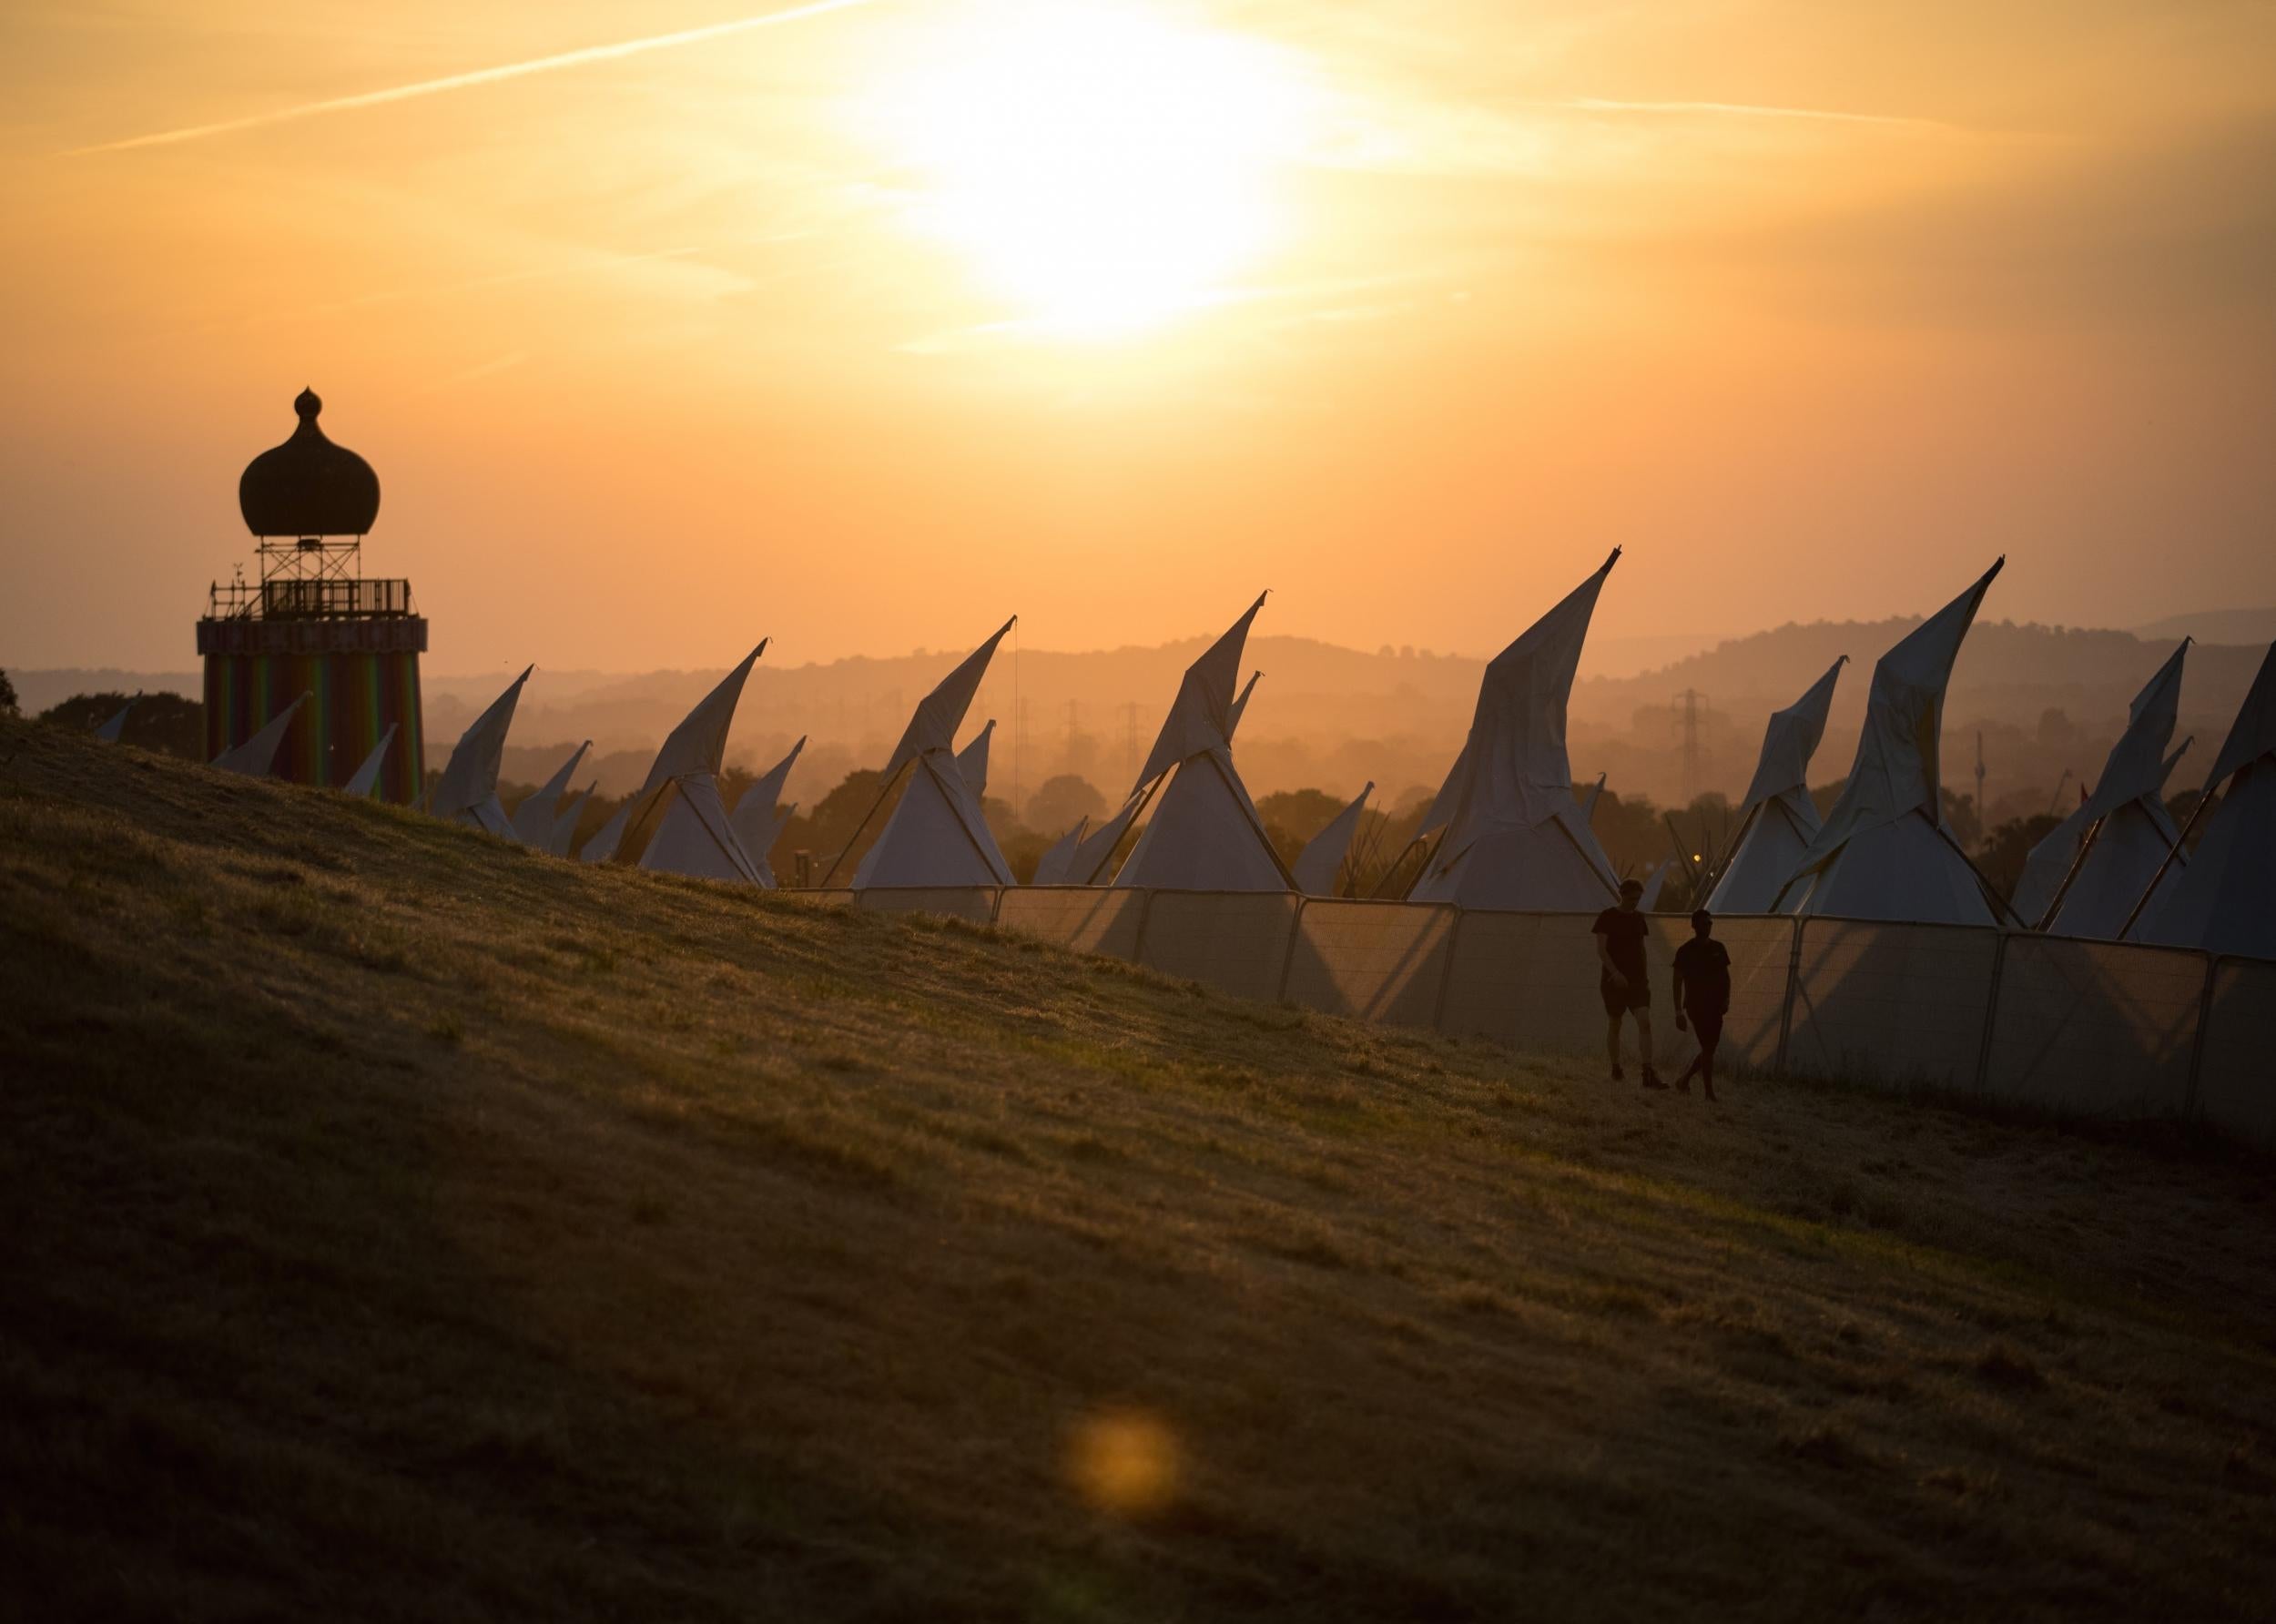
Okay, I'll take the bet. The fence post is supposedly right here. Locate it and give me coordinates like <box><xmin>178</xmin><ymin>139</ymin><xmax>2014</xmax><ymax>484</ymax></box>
<box><xmin>1773</xmin><ymin>917</ymin><xmax>1804</xmax><ymax>1078</ymax></box>
<box><xmin>2183</xmin><ymin>953</ymin><xmax>2220</xmax><ymax>1120</ymax></box>
<box><xmin>1433</xmin><ymin>906</ymin><xmax>1466</xmax><ymax>1036</ymax></box>
<box><xmin>1275</xmin><ymin>896</ymin><xmax>1306</xmax><ymax>1005</ymax></box>
<box><xmin>989</xmin><ymin>887</ymin><xmax>1004</xmax><ymax>927</ymax></box>
<box><xmin>1972</xmin><ymin>929</ymin><xmax>2012</xmax><ymax>1097</ymax></box>
<box><xmin>1128</xmin><ymin>888</ymin><xmax>1153</xmax><ymax>967</ymax></box>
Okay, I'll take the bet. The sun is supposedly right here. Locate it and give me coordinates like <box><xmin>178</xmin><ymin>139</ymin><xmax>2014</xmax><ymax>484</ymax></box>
<box><xmin>859</xmin><ymin>2</ymin><xmax>1316</xmax><ymax>337</ymax></box>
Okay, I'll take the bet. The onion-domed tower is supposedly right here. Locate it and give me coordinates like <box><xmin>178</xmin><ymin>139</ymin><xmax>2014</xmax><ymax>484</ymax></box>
<box><xmin>197</xmin><ymin>390</ymin><xmax>427</xmax><ymax>800</ymax></box>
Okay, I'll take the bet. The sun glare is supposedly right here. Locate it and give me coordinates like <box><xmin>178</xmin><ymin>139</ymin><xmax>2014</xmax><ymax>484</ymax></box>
<box><xmin>860</xmin><ymin>2</ymin><xmax>1316</xmax><ymax>337</ymax></box>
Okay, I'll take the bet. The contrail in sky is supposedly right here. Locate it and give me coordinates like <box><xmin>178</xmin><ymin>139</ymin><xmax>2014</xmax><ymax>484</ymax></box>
<box><xmin>63</xmin><ymin>0</ymin><xmax>889</xmax><ymax>157</ymax></box>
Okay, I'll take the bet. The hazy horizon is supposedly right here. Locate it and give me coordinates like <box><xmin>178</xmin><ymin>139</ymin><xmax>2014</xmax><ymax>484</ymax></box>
<box><xmin>5</xmin><ymin>1</ymin><xmax>2273</xmax><ymax>673</ymax></box>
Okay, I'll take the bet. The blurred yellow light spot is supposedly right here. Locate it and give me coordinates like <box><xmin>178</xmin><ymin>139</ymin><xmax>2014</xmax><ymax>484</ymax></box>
<box><xmin>1067</xmin><ymin>1406</ymin><xmax>1180</xmax><ymax>1517</ymax></box>
<box><xmin>858</xmin><ymin>1</ymin><xmax>1316</xmax><ymax>336</ymax></box>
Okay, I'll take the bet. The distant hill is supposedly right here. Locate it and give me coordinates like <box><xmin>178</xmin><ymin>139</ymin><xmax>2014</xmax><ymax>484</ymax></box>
<box><xmin>2131</xmin><ymin>608</ymin><xmax>2276</xmax><ymax>647</ymax></box>
<box><xmin>15</xmin><ymin>614</ymin><xmax>2263</xmax><ymax>815</ymax></box>
<box><xmin>5</xmin><ymin>719</ymin><xmax>2274</xmax><ymax>1619</ymax></box>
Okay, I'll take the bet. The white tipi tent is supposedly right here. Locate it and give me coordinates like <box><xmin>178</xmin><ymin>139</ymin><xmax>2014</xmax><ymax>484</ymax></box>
<box><xmin>211</xmin><ymin>692</ymin><xmax>311</xmax><ymax>778</ymax></box>
<box><xmin>512</xmin><ymin>740</ymin><xmax>591</xmax><ymax>846</ymax></box>
<box><xmin>2132</xmin><ymin>640</ymin><xmax>2276</xmax><ymax>959</ymax></box>
<box><xmin>1226</xmin><ymin>672</ymin><xmax>1261</xmax><ymax>739</ymax></box>
<box><xmin>1773</xmin><ymin>562</ymin><xmax>2007</xmax><ymax>924</ymax></box>
<box><xmin>1070</xmin><ymin>792</ymin><xmax>1144</xmax><ymax>885</ymax></box>
<box><xmin>959</xmin><ymin>718</ymin><xmax>997</xmax><ymax>797</ymax></box>
<box><xmin>850</xmin><ymin>622</ymin><xmax>1017</xmax><ymax>888</ymax></box>
<box><xmin>430</xmin><ymin>666</ymin><xmax>532</xmax><ymax>838</ymax></box>
<box><xmin>1113</xmin><ymin>594</ymin><xmax>1292</xmax><ymax>891</ymax></box>
<box><xmin>629</xmin><ymin>645</ymin><xmax>769</xmax><ymax>884</ymax></box>
<box><xmin>1707</xmin><ymin>657</ymin><xmax>1847</xmax><ymax>914</ymax></box>
<box><xmin>341</xmin><ymin>724</ymin><xmax>398</xmax><ymax>799</ymax></box>
<box><xmin>547</xmin><ymin>785</ymin><xmax>594</xmax><ymax>858</ymax></box>
<box><xmin>729</xmin><ymin>736</ymin><xmax>805</xmax><ymax>888</ymax></box>
<box><xmin>1637</xmin><ymin>859</ymin><xmax>1677</xmax><ymax>912</ymax></box>
<box><xmin>2013</xmin><ymin>642</ymin><xmax>2190</xmax><ymax>936</ymax></box>
<box><xmin>96</xmin><ymin>694</ymin><xmax>140</xmax><ymax>743</ymax></box>
<box><xmin>1032</xmin><ymin>817</ymin><xmax>1089</xmax><ymax>886</ymax></box>
<box><xmin>1407</xmin><ymin>553</ymin><xmax>1622</xmax><ymax>911</ymax></box>
<box><xmin>1293</xmin><ymin>782</ymin><xmax>1373</xmax><ymax>896</ymax></box>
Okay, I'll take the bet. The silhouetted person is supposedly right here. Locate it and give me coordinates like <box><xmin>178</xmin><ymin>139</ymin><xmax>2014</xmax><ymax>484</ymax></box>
<box><xmin>1594</xmin><ymin>877</ymin><xmax>1663</xmax><ymax>1089</ymax></box>
<box><xmin>1671</xmin><ymin>908</ymin><xmax>1732</xmax><ymax>1102</ymax></box>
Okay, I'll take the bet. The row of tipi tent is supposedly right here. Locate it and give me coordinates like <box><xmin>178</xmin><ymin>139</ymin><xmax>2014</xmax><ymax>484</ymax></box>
<box><xmin>175</xmin><ymin>555</ymin><xmax>2276</xmax><ymax>962</ymax></box>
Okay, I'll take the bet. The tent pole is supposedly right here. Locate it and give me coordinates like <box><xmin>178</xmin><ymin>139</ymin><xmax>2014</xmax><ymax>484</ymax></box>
<box><xmin>817</xmin><ymin>757</ymin><xmax>912</xmax><ymax>888</ymax></box>
<box><xmin>1078</xmin><ymin>776</ymin><xmax>1161</xmax><ymax>885</ymax></box>
<box><xmin>1700</xmin><ymin>800</ymin><xmax>1763</xmax><ymax>898</ymax></box>
<box><xmin>2029</xmin><ymin>813</ymin><xmax>2108</xmax><ymax>932</ymax></box>
<box><xmin>1378</xmin><ymin>831</ymin><xmax>1440</xmax><ymax>900</ymax></box>
<box><xmin>2115</xmin><ymin>790</ymin><xmax>2212</xmax><ymax>942</ymax></box>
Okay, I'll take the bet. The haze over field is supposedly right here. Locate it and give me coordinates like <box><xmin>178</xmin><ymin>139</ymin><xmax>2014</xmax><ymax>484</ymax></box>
<box><xmin>5</xmin><ymin>1</ymin><xmax>2274</xmax><ymax>674</ymax></box>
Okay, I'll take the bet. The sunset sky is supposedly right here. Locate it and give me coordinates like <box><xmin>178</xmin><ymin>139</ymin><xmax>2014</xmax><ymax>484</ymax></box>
<box><xmin>4</xmin><ymin>0</ymin><xmax>2272</xmax><ymax>674</ymax></box>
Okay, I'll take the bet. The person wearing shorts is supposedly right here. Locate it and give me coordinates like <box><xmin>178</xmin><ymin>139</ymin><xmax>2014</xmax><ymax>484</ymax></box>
<box><xmin>1592</xmin><ymin>878</ymin><xmax>1664</xmax><ymax>1090</ymax></box>
<box><xmin>1671</xmin><ymin>908</ymin><xmax>1732</xmax><ymax>1102</ymax></box>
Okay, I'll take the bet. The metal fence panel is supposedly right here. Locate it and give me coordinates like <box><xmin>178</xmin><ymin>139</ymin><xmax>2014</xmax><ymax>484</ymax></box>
<box><xmin>994</xmin><ymin>886</ymin><xmax>1148</xmax><ymax>960</ymax></box>
<box><xmin>1282</xmin><ymin>900</ymin><xmax>1456</xmax><ymax>1027</ymax></box>
<box><xmin>2196</xmin><ymin>958</ymin><xmax>2276</xmax><ymax>1148</ymax></box>
<box><xmin>1437</xmin><ymin>912</ymin><xmax>1605</xmax><ymax>1058</ymax></box>
<box><xmin>1981</xmin><ymin>936</ymin><xmax>2203</xmax><ymax>1118</ymax></box>
<box><xmin>1646</xmin><ymin>915</ymin><xmax>1795</xmax><ymax>1077</ymax></box>
<box><xmin>1135</xmin><ymin>890</ymin><xmax>1302</xmax><ymax>1003</ymax></box>
<box><xmin>1785</xmin><ymin>919</ymin><xmax>2000</xmax><ymax>1091</ymax></box>
<box><xmin>851</xmin><ymin>887</ymin><xmax>1000</xmax><ymax>924</ymax></box>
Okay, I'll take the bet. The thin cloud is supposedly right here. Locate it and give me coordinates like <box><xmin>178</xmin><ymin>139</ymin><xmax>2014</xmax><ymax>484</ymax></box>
<box><xmin>1541</xmin><ymin>96</ymin><xmax>1966</xmax><ymax>132</ymax></box>
<box><xmin>61</xmin><ymin>0</ymin><xmax>890</xmax><ymax>157</ymax></box>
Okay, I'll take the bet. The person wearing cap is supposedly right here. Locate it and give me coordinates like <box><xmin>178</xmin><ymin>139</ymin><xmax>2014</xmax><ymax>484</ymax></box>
<box><xmin>1671</xmin><ymin>908</ymin><xmax>1732</xmax><ymax>1101</ymax></box>
<box><xmin>1592</xmin><ymin>877</ymin><xmax>1664</xmax><ymax>1090</ymax></box>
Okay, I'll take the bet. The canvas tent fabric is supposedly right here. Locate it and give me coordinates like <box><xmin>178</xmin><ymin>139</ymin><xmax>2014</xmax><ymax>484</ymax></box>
<box><xmin>1071</xmin><ymin>792</ymin><xmax>1145</xmax><ymax>885</ymax></box>
<box><xmin>1580</xmin><ymin>773</ymin><xmax>1607</xmax><ymax>825</ymax></box>
<box><xmin>627</xmin><ymin>645</ymin><xmax>769</xmax><ymax>884</ymax></box>
<box><xmin>547</xmin><ymin>786</ymin><xmax>594</xmax><ymax>858</ymax></box>
<box><xmin>1408</xmin><ymin>553</ymin><xmax>1622</xmax><ymax>910</ymax></box>
<box><xmin>429</xmin><ymin>665</ymin><xmax>532</xmax><ymax>838</ymax></box>
<box><xmin>958</xmin><ymin>718</ymin><xmax>996</xmax><ymax>797</ymax></box>
<box><xmin>1775</xmin><ymin>562</ymin><xmax>2005</xmax><ymax>925</ymax></box>
<box><xmin>1031</xmin><ymin>817</ymin><xmax>1088</xmax><ymax>886</ymax></box>
<box><xmin>512</xmin><ymin>740</ymin><xmax>591</xmax><ymax>846</ymax></box>
<box><xmin>583</xmin><ymin>644</ymin><xmax>766</xmax><ymax>866</ymax></box>
<box><xmin>639</xmin><ymin>773</ymin><xmax>763</xmax><ymax>884</ymax></box>
<box><xmin>96</xmin><ymin>695</ymin><xmax>138</xmax><ymax>743</ymax></box>
<box><xmin>2134</xmin><ymin>640</ymin><xmax>2276</xmax><ymax>960</ymax></box>
<box><xmin>1637</xmin><ymin>859</ymin><xmax>1676</xmax><ymax>911</ymax></box>
<box><xmin>211</xmin><ymin>692</ymin><xmax>310</xmax><ymax>777</ymax></box>
<box><xmin>1227</xmin><ymin>672</ymin><xmax>1261</xmax><ymax>739</ymax></box>
<box><xmin>341</xmin><ymin>724</ymin><xmax>398</xmax><ymax>799</ymax></box>
<box><xmin>2014</xmin><ymin>643</ymin><xmax>2189</xmax><ymax>931</ymax></box>
<box><xmin>1294</xmin><ymin>782</ymin><xmax>1373</xmax><ymax>896</ymax></box>
<box><xmin>1113</xmin><ymin>594</ymin><xmax>1292</xmax><ymax>892</ymax></box>
<box><xmin>728</xmin><ymin>736</ymin><xmax>805</xmax><ymax>887</ymax></box>
<box><xmin>855</xmin><ymin>624</ymin><xmax>1016</xmax><ymax>888</ymax></box>
<box><xmin>1707</xmin><ymin>656</ymin><xmax>1846</xmax><ymax>914</ymax></box>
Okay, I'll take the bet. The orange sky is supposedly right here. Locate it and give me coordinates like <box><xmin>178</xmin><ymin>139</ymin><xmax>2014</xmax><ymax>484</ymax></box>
<box><xmin>4</xmin><ymin>0</ymin><xmax>2272</xmax><ymax>674</ymax></box>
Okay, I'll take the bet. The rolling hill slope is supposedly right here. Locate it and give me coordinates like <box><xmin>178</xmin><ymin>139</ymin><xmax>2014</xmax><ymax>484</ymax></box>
<box><xmin>2</xmin><ymin>718</ymin><xmax>2272</xmax><ymax>1621</ymax></box>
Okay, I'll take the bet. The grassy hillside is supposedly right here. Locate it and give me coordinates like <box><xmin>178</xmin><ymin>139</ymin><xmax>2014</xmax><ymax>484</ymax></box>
<box><xmin>2</xmin><ymin>717</ymin><xmax>2272</xmax><ymax>1621</ymax></box>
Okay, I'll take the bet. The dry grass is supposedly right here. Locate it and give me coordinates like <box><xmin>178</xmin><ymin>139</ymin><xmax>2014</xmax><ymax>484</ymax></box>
<box><xmin>2</xmin><ymin>716</ymin><xmax>2273</xmax><ymax>1621</ymax></box>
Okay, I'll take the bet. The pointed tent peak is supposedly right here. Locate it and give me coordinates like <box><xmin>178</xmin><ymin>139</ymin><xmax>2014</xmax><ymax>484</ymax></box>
<box><xmin>1227</xmin><ymin>671</ymin><xmax>1263</xmax><ymax>739</ymax></box>
<box><xmin>431</xmin><ymin>670</ymin><xmax>530</xmax><ymax>817</ymax></box>
<box><xmin>1292</xmin><ymin>780</ymin><xmax>1377</xmax><ymax>895</ymax></box>
<box><xmin>2204</xmin><ymin>639</ymin><xmax>2276</xmax><ymax>791</ymax></box>
<box><xmin>1740</xmin><ymin>655</ymin><xmax>1850</xmax><ymax>812</ymax></box>
<box><xmin>342</xmin><ymin>723</ymin><xmax>399</xmax><ymax>798</ymax></box>
<box><xmin>884</xmin><ymin>618</ymin><xmax>1015</xmax><ymax>781</ymax></box>
<box><xmin>211</xmin><ymin>691</ymin><xmax>312</xmax><ymax>776</ymax></box>
<box><xmin>645</xmin><ymin>644</ymin><xmax>765</xmax><ymax>787</ymax></box>
<box><xmin>1582</xmin><ymin>772</ymin><xmax>1608</xmax><ymax>822</ymax></box>
<box><xmin>1031</xmin><ymin>815</ymin><xmax>1090</xmax><ymax>886</ymax></box>
<box><xmin>2159</xmin><ymin>736</ymin><xmax>2194</xmax><ymax>787</ymax></box>
<box><xmin>1132</xmin><ymin>594</ymin><xmax>1272</xmax><ymax>794</ymax></box>
<box><xmin>2083</xmin><ymin>640</ymin><xmax>2190</xmax><ymax>817</ymax></box>
<box><xmin>958</xmin><ymin>718</ymin><xmax>997</xmax><ymax>797</ymax></box>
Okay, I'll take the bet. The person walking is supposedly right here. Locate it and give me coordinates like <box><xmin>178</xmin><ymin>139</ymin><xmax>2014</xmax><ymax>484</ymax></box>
<box><xmin>1671</xmin><ymin>908</ymin><xmax>1732</xmax><ymax>1102</ymax></box>
<box><xmin>1593</xmin><ymin>877</ymin><xmax>1664</xmax><ymax>1089</ymax></box>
